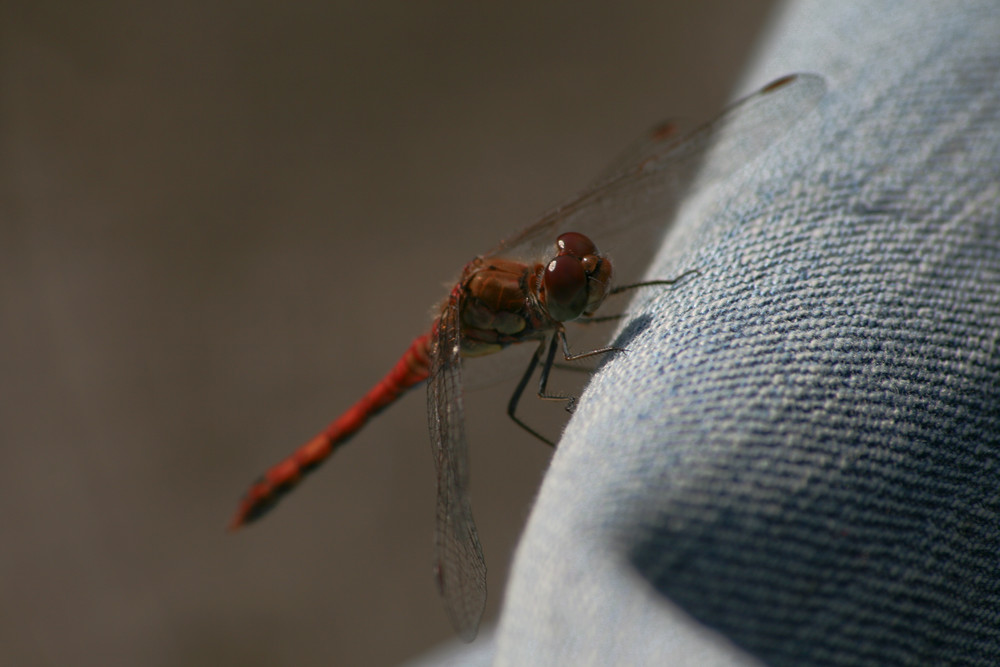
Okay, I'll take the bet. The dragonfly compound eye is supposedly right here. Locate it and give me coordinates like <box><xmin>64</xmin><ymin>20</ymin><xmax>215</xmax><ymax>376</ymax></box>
<box><xmin>543</xmin><ymin>255</ymin><xmax>588</xmax><ymax>322</ymax></box>
<box><xmin>552</xmin><ymin>231</ymin><xmax>612</xmax><ymax>318</ymax></box>
<box><xmin>556</xmin><ymin>231</ymin><xmax>597</xmax><ymax>258</ymax></box>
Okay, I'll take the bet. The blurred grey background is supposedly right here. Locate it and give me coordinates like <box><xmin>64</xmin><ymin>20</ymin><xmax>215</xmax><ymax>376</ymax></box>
<box><xmin>0</xmin><ymin>1</ymin><xmax>777</xmax><ymax>665</ymax></box>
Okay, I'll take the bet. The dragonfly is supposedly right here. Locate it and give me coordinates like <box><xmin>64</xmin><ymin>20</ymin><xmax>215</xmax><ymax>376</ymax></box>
<box><xmin>230</xmin><ymin>73</ymin><xmax>826</xmax><ymax>641</ymax></box>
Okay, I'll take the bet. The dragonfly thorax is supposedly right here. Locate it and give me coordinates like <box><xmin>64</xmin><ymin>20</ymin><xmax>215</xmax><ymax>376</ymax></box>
<box><xmin>456</xmin><ymin>257</ymin><xmax>536</xmax><ymax>357</ymax></box>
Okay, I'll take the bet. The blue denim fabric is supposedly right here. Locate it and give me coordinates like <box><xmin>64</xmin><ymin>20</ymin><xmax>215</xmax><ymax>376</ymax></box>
<box><xmin>411</xmin><ymin>1</ymin><xmax>1000</xmax><ymax>665</ymax></box>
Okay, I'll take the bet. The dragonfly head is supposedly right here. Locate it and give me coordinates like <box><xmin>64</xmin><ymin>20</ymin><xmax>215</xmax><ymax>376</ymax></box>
<box><xmin>541</xmin><ymin>232</ymin><xmax>613</xmax><ymax>322</ymax></box>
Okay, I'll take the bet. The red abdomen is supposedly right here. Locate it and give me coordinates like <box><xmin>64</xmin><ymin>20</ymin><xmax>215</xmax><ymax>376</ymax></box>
<box><xmin>229</xmin><ymin>332</ymin><xmax>433</xmax><ymax>528</ymax></box>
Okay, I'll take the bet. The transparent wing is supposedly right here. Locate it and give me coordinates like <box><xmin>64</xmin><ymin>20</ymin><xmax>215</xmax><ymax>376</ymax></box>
<box><xmin>484</xmin><ymin>73</ymin><xmax>827</xmax><ymax>287</ymax></box>
<box><xmin>588</xmin><ymin>119</ymin><xmax>683</xmax><ymax>187</ymax></box>
<box><xmin>427</xmin><ymin>292</ymin><xmax>487</xmax><ymax>642</ymax></box>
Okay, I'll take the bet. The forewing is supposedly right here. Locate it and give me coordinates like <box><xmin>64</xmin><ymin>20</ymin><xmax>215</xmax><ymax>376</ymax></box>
<box><xmin>427</xmin><ymin>293</ymin><xmax>487</xmax><ymax>641</ymax></box>
<box><xmin>484</xmin><ymin>73</ymin><xmax>827</xmax><ymax>287</ymax></box>
<box><xmin>588</xmin><ymin>119</ymin><xmax>683</xmax><ymax>187</ymax></box>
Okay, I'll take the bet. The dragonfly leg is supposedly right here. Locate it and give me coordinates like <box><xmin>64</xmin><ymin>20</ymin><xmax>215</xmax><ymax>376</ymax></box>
<box><xmin>557</xmin><ymin>328</ymin><xmax>624</xmax><ymax>363</ymax></box>
<box><xmin>575</xmin><ymin>313</ymin><xmax>625</xmax><ymax>325</ymax></box>
<box><xmin>507</xmin><ymin>337</ymin><xmax>556</xmax><ymax>447</ymax></box>
<box><xmin>573</xmin><ymin>269</ymin><xmax>700</xmax><ymax>326</ymax></box>
<box><xmin>537</xmin><ymin>329</ymin><xmax>576</xmax><ymax>410</ymax></box>
<box><xmin>607</xmin><ymin>267</ymin><xmax>700</xmax><ymax>296</ymax></box>
<box><xmin>507</xmin><ymin>328</ymin><xmax>630</xmax><ymax>446</ymax></box>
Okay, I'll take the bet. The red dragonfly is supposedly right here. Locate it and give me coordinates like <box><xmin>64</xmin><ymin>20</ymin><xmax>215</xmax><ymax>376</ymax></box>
<box><xmin>230</xmin><ymin>73</ymin><xmax>826</xmax><ymax>641</ymax></box>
